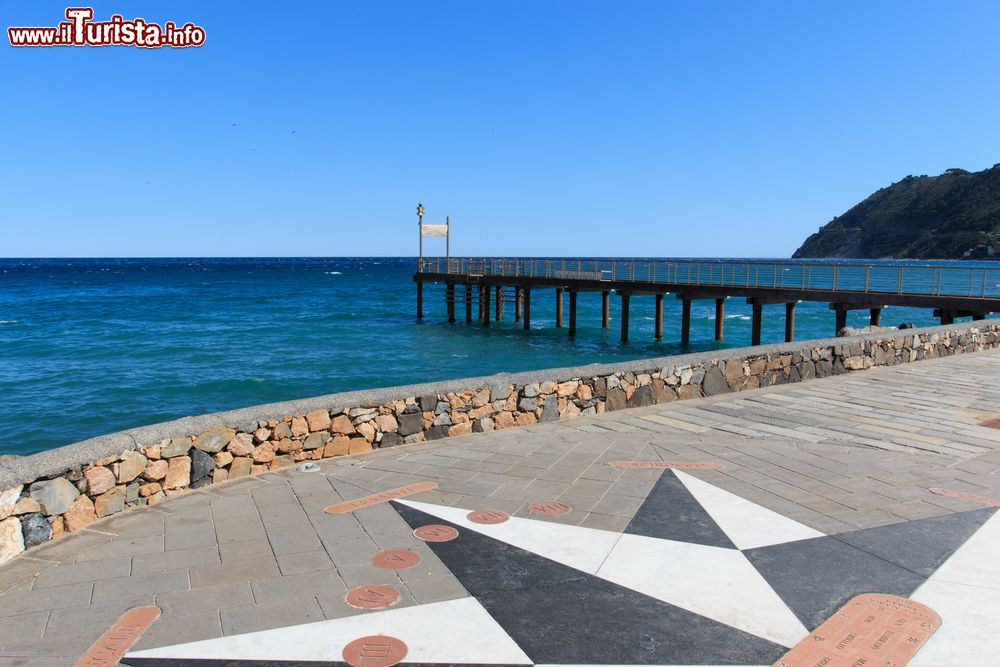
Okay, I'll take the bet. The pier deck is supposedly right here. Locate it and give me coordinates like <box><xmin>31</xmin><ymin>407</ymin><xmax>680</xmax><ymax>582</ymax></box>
<box><xmin>3</xmin><ymin>351</ymin><xmax>1000</xmax><ymax>665</ymax></box>
<box><xmin>414</xmin><ymin>257</ymin><xmax>1000</xmax><ymax>343</ymax></box>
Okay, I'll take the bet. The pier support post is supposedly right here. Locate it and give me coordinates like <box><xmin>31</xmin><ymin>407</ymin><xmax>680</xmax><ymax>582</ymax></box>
<box><xmin>620</xmin><ymin>292</ymin><xmax>630</xmax><ymax>342</ymax></box>
<box><xmin>973</xmin><ymin>313</ymin><xmax>987</xmax><ymax>321</ymax></box>
<box><xmin>602</xmin><ymin>291</ymin><xmax>610</xmax><ymax>328</ymax></box>
<box><xmin>681</xmin><ymin>298</ymin><xmax>692</xmax><ymax>344</ymax></box>
<box><xmin>446</xmin><ymin>283</ymin><xmax>455</xmax><ymax>323</ymax></box>
<box><xmin>495</xmin><ymin>286</ymin><xmax>503</xmax><ymax>321</ymax></box>
<box><xmin>654</xmin><ymin>294</ymin><xmax>664</xmax><ymax>341</ymax></box>
<box><xmin>869</xmin><ymin>307</ymin><xmax>882</xmax><ymax>327</ymax></box>
<box><xmin>784</xmin><ymin>302</ymin><xmax>795</xmax><ymax>343</ymax></box>
<box><xmin>834</xmin><ymin>307</ymin><xmax>847</xmax><ymax>335</ymax></box>
<box><xmin>940</xmin><ymin>312</ymin><xmax>954</xmax><ymax>326</ymax></box>
<box><xmin>523</xmin><ymin>289</ymin><xmax>531</xmax><ymax>330</ymax></box>
<box><xmin>715</xmin><ymin>298</ymin><xmax>725</xmax><ymax>341</ymax></box>
<box><xmin>569</xmin><ymin>290</ymin><xmax>578</xmax><ymax>336</ymax></box>
<box><xmin>482</xmin><ymin>286</ymin><xmax>490</xmax><ymax>326</ymax></box>
<box><xmin>465</xmin><ymin>284</ymin><xmax>473</xmax><ymax>324</ymax></box>
<box><xmin>416</xmin><ymin>281</ymin><xmax>423</xmax><ymax>320</ymax></box>
<box><xmin>556</xmin><ymin>288</ymin><xmax>564</xmax><ymax>328</ymax></box>
<box><xmin>751</xmin><ymin>301</ymin><xmax>763</xmax><ymax>346</ymax></box>
<box><xmin>515</xmin><ymin>288</ymin><xmax>522</xmax><ymax>322</ymax></box>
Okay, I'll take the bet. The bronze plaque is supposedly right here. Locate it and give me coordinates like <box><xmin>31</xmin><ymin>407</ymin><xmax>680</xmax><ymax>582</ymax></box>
<box><xmin>325</xmin><ymin>481</ymin><xmax>438</xmax><ymax>514</ymax></box>
<box><xmin>371</xmin><ymin>549</ymin><xmax>422</xmax><ymax>570</ymax></box>
<box><xmin>342</xmin><ymin>635</ymin><xmax>408</xmax><ymax>667</ymax></box>
<box><xmin>468</xmin><ymin>509</ymin><xmax>510</xmax><ymax>524</ymax></box>
<box><xmin>772</xmin><ymin>594</ymin><xmax>940</xmax><ymax>667</ymax></box>
<box><xmin>74</xmin><ymin>605</ymin><xmax>161</xmax><ymax>667</ymax></box>
<box><xmin>530</xmin><ymin>500</ymin><xmax>572</xmax><ymax>517</ymax></box>
<box><xmin>345</xmin><ymin>584</ymin><xmax>402</xmax><ymax>610</ymax></box>
<box><xmin>413</xmin><ymin>524</ymin><xmax>459</xmax><ymax>542</ymax></box>
<box><xmin>929</xmin><ymin>486</ymin><xmax>1000</xmax><ymax>507</ymax></box>
<box><xmin>609</xmin><ymin>460</ymin><xmax>724</xmax><ymax>469</ymax></box>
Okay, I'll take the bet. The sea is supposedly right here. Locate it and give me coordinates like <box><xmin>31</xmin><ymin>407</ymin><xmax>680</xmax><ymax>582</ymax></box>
<box><xmin>1</xmin><ymin>257</ymin><xmax>995</xmax><ymax>456</ymax></box>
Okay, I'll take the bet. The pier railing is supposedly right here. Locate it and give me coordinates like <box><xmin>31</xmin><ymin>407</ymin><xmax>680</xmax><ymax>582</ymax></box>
<box><xmin>417</xmin><ymin>257</ymin><xmax>1000</xmax><ymax>299</ymax></box>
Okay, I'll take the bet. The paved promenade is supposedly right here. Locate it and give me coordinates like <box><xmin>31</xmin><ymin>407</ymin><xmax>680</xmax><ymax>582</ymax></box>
<box><xmin>3</xmin><ymin>350</ymin><xmax>1000</xmax><ymax>666</ymax></box>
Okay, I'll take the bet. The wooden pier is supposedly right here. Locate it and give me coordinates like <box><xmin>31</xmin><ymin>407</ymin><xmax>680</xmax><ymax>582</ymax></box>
<box><xmin>414</xmin><ymin>258</ymin><xmax>1000</xmax><ymax>344</ymax></box>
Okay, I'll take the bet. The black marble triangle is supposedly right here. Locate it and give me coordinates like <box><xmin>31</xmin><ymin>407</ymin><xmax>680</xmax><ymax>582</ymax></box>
<box><xmin>831</xmin><ymin>507</ymin><xmax>996</xmax><ymax>577</ymax></box>
<box><xmin>624</xmin><ymin>469</ymin><xmax>736</xmax><ymax>548</ymax></box>
<box><xmin>743</xmin><ymin>536</ymin><xmax>926</xmax><ymax>631</ymax></box>
<box><xmin>393</xmin><ymin>502</ymin><xmax>787</xmax><ymax>666</ymax></box>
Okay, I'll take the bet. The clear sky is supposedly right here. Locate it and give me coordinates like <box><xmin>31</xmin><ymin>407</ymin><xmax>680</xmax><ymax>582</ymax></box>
<box><xmin>2</xmin><ymin>1</ymin><xmax>999</xmax><ymax>258</ymax></box>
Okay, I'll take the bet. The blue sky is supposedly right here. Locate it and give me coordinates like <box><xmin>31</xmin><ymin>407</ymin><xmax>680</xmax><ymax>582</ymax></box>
<box><xmin>2</xmin><ymin>1</ymin><xmax>999</xmax><ymax>258</ymax></box>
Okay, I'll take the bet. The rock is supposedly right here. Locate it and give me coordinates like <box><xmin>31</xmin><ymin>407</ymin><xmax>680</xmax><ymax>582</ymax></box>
<box><xmin>252</xmin><ymin>443</ymin><xmax>276</xmax><ymax>463</ymax></box>
<box><xmin>522</xmin><ymin>383</ymin><xmax>540</xmax><ymax>398</ymax></box>
<box><xmin>375</xmin><ymin>414</ymin><xmax>398</xmax><ymax>432</ymax></box>
<box><xmin>432</xmin><ymin>413</ymin><xmax>452</xmax><ymax>427</ymax></box>
<box><xmin>275</xmin><ymin>438</ymin><xmax>301</xmax><ymax>454</ymax></box>
<box><xmin>701</xmin><ymin>366</ymin><xmax>731</xmax><ymax>396</ymax></box>
<box><xmin>30</xmin><ymin>478</ymin><xmax>79</xmax><ymax>516</ymax></box>
<box><xmin>115</xmin><ymin>450</ymin><xmax>147</xmax><ymax>483</ymax></box>
<box><xmin>538</xmin><ymin>381</ymin><xmax>556</xmax><ymax>394</ymax></box>
<box><xmin>190</xmin><ymin>449</ymin><xmax>214</xmax><ymax>483</ymax></box>
<box><xmin>323</xmin><ymin>436</ymin><xmax>351</xmax><ymax>457</ymax></box>
<box><xmin>556</xmin><ymin>380</ymin><xmax>580</xmax><ymax>398</ymax></box>
<box><xmin>305</xmin><ymin>410</ymin><xmax>331</xmax><ymax>432</ymax></box>
<box><xmin>330</xmin><ymin>415</ymin><xmax>355</xmax><ymax>435</ymax></box>
<box><xmin>518</xmin><ymin>397</ymin><xmax>538</xmax><ymax>413</ymax></box>
<box><xmin>194</xmin><ymin>427</ymin><xmax>235</xmax><ymax>453</ymax></box>
<box><xmin>576</xmin><ymin>384</ymin><xmax>593</xmax><ymax>400</ymax></box>
<box><xmin>379</xmin><ymin>432</ymin><xmax>403</xmax><ymax>448</ymax></box>
<box><xmin>416</xmin><ymin>395</ymin><xmax>437</xmax><ymax>412</ymax></box>
<box><xmin>252</xmin><ymin>428</ymin><xmax>270</xmax><ymax>443</ymax></box>
<box><xmin>94</xmin><ymin>487</ymin><xmax>126</xmax><ymax>518</ymax></box>
<box><xmin>628</xmin><ymin>384</ymin><xmax>655</xmax><ymax>408</ymax></box>
<box><xmin>725</xmin><ymin>358</ymin><xmax>745</xmax><ymax>380</ymax></box>
<box><xmin>605</xmin><ymin>387</ymin><xmax>627</xmax><ymax>411</ymax></box>
<box><xmin>63</xmin><ymin>495</ymin><xmax>97</xmax><ymax>531</ymax></box>
<box><xmin>470</xmin><ymin>389</ymin><xmax>491</xmax><ymax>408</ymax></box>
<box><xmin>449</xmin><ymin>422</ymin><xmax>473</xmax><ymax>437</ymax></box>
<box><xmin>290</xmin><ymin>417</ymin><xmax>309</xmax><ymax>437</ymax></box>
<box><xmin>144</xmin><ymin>444</ymin><xmax>161</xmax><ymax>460</ymax></box>
<box><xmin>843</xmin><ymin>356</ymin><xmax>870</xmax><ymax>370</ymax></box>
<box><xmin>227</xmin><ymin>433</ymin><xmax>255</xmax><ymax>456</ymax></box>
<box><xmin>397</xmin><ymin>413</ymin><xmax>424</xmax><ymax>436</ymax></box>
<box><xmin>425</xmin><ymin>425</ymin><xmax>450</xmax><ymax>441</ymax></box>
<box><xmin>0</xmin><ymin>517</ymin><xmax>25</xmax><ymax>564</ymax></box>
<box><xmin>83</xmin><ymin>467</ymin><xmax>116</xmax><ymax>495</ymax></box>
<box><xmin>356</xmin><ymin>421</ymin><xmax>376</xmax><ymax>442</ymax></box>
<box><xmin>473</xmin><ymin>418</ymin><xmax>494</xmax><ymax>433</ymax></box>
<box><xmin>143</xmin><ymin>459</ymin><xmax>168</xmax><ymax>481</ymax></box>
<box><xmin>560</xmin><ymin>402</ymin><xmax>582</xmax><ymax>420</ymax></box>
<box><xmin>303</xmin><ymin>432</ymin><xmax>330</xmax><ymax>450</ymax></box>
<box><xmin>468</xmin><ymin>404</ymin><xmax>493</xmax><ymax>420</ymax></box>
<box><xmin>161</xmin><ymin>437</ymin><xmax>192</xmax><ymax>458</ymax></box>
<box><xmin>13</xmin><ymin>497</ymin><xmax>40</xmax><ymax>515</ymax></box>
<box><xmin>21</xmin><ymin>513</ymin><xmax>51</xmax><ymax>547</ymax></box>
<box><xmin>271</xmin><ymin>422</ymin><xmax>293</xmax><ymax>439</ymax></box>
<box><xmin>212</xmin><ymin>469</ymin><xmax>229</xmax><ymax>484</ymax></box>
<box><xmin>539</xmin><ymin>399</ymin><xmax>559</xmax><ymax>422</ymax></box>
<box><xmin>678</xmin><ymin>385</ymin><xmax>702</xmax><ymax>400</ymax></box>
<box><xmin>494</xmin><ymin>411</ymin><xmax>516</xmax><ymax>429</ymax></box>
<box><xmin>139</xmin><ymin>482</ymin><xmax>162</xmax><ymax>497</ymax></box>
<box><xmin>163</xmin><ymin>456</ymin><xmax>191</xmax><ymax>490</ymax></box>
<box><xmin>272</xmin><ymin>454</ymin><xmax>294</xmax><ymax>469</ymax></box>
<box><xmin>229</xmin><ymin>457</ymin><xmax>252</xmax><ymax>478</ymax></box>
<box><xmin>515</xmin><ymin>412</ymin><xmax>538</xmax><ymax>426</ymax></box>
<box><xmin>214</xmin><ymin>451</ymin><xmax>234</xmax><ymax>467</ymax></box>
<box><xmin>0</xmin><ymin>485</ymin><xmax>24</xmax><ymax>520</ymax></box>
<box><xmin>349</xmin><ymin>438</ymin><xmax>372</xmax><ymax>454</ymax></box>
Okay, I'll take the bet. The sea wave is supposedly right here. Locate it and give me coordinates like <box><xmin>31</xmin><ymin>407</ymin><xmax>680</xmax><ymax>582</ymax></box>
<box><xmin>0</xmin><ymin>320</ymin><xmax>18</xmax><ymax>325</ymax></box>
<box><xmin>325</xmin><ymin>271</ymin><xmax>343</xmax><ymax>275</ymax></box>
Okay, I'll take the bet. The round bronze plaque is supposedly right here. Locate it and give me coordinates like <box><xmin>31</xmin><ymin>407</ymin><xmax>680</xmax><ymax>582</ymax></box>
<box><xmin>530</xmin><ymin>500</ymin><xmax>572</xmax><ymax>516</ymax></box>
<box><xmin>467</xmin><ymin>509</ymin><xmax>510</xmax><ymax>524</ymax></box>
<box><xmin>371</xmin><ymin>549</ymin><xmax>421</xmax><ymax>570</ymax></box>
<box><xmin>413</xmin><ymin>524</ymin><xmax>459</xmax><ymax>542</ymax></box>
<box><xmin>345</xmin><ymin>585</ymin><xmax>402</xmax><ymax>610</ymax></box>
<box><xmin>342</xmin><ymin>634</ymin><xmax>408</xmax><ymax>667</ymax></box>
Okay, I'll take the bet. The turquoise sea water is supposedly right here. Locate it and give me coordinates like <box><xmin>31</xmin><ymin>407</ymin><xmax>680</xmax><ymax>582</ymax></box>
<box><xmin>0</xmin><ymin>257</ymin><xmax>994</xmax><ymax>456</ymax></box>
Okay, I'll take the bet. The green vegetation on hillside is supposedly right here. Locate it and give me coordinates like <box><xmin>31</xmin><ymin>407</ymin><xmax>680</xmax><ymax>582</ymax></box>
<box><xmin>793</xmin><ymin>164</ymin><xmax>1000</xmax><ymax>259</ymax></box>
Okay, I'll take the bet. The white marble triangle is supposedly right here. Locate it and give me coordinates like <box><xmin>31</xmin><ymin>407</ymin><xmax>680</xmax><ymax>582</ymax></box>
<box><xmin>910</xmin><ymin>510</ymin><xmax>1000</xmax><ymax>667</ymax></box>
<box><xmin>673</xmin><ymin>470</ymin><xmax>824</xmax><ymax>549</ymax></box>
<box><xmin>125</xmin><ymin>596</ymin><xmax>532</xmax><ymax>664</ymax></box>
<box><xmin>597</xmin><ymin>532</ymin><xmax>810</xmax><ymax>648</ymax></box>
<box><xmin>398</xmin><ymin>498</ymin><xmax>623</xmax><ymax>574</ymax></box>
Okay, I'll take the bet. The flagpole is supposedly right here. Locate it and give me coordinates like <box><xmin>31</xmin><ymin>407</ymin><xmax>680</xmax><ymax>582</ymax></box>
<box><xmin>417</xmin><ymin>202</ymin><xmax>424</xmax><ymax>271</ymax></box>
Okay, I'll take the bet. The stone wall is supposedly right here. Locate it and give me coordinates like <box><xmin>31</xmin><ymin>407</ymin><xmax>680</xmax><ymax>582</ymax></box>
<box><xmin>2</xmin><ymin>320</ymin><xmax>999</xmax><ymax>563</ymax></box>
